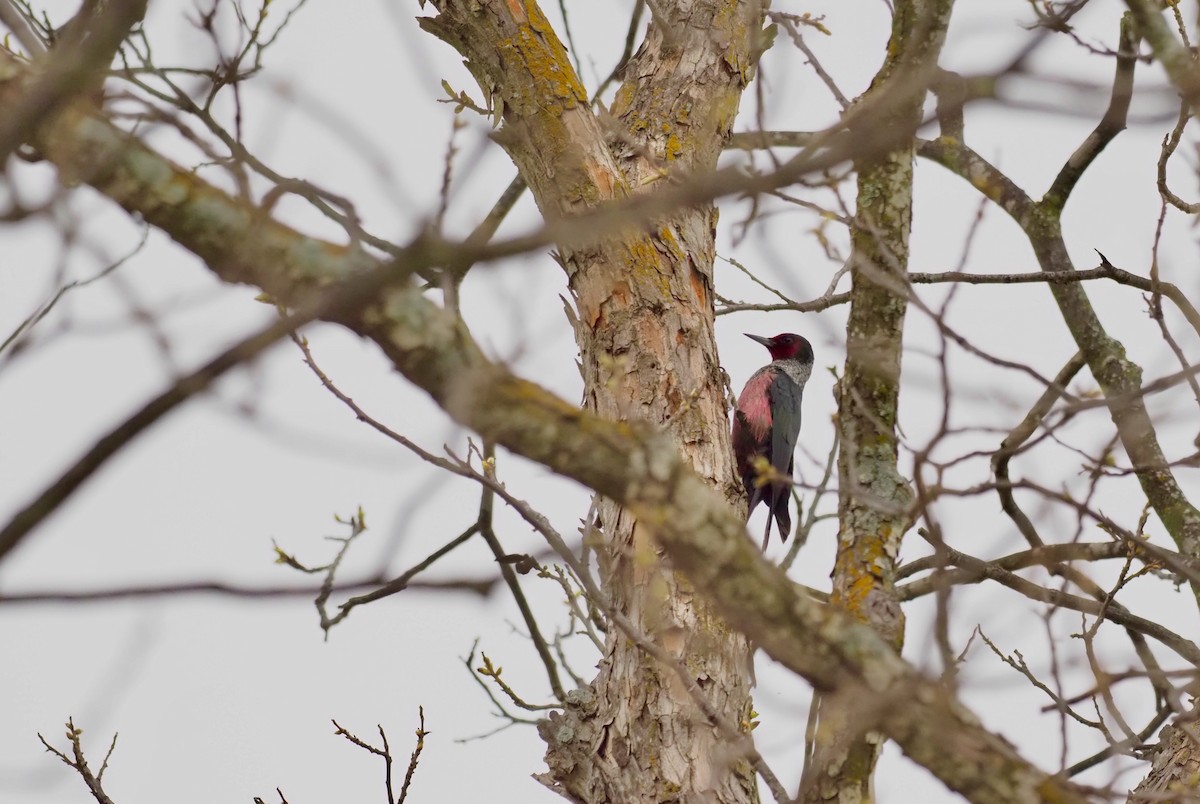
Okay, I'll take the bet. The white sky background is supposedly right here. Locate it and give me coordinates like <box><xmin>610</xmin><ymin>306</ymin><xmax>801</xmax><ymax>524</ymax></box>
<box><xmin>2</xmin><ymin>0</ymin><xmax>1199</xmax><ymax>801</ymax></box>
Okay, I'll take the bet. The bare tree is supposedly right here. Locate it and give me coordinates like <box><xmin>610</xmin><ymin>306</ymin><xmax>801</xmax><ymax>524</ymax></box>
<box><xmin>6</xmin><ymin>1</ymin><xmax>1200</xmax><ymax>802</ymax></box>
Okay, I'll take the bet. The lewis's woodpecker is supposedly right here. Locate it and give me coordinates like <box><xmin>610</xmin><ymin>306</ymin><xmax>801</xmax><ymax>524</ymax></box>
<box><xmin>732</xmin><ymin>332</ymin><xmax>814</xmax><ymax>549</ymax></box>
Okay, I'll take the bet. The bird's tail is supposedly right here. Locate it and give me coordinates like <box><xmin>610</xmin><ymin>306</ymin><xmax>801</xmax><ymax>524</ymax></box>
<box><xmin>761</xmin><ymin>486</ymin><xmax>791</xmax><ymax>550</ymax></box>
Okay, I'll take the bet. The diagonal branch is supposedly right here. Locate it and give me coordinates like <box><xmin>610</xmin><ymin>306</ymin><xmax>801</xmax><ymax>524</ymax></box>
<box><xmin>1123</xmin><ymin>0</ymin><xmax>1200</xmax><ymax>112</ymax></box>
<box><xmin>0</xmin><ymin>270</ymin><xmax>398</xmax><ymax>560</ymax></box>
<box><xmin>1044</xmin><ymin>13</ymin><xmax>1138</xmax><ymax>211</ymax></box>
<box><xmin>922</xmin><ymin>122</ymin><xmax>1200</xmax><ymax>607</ymax></box>
<box><xmin>0</xmin><ymin>0</ymin><xmax>147</xmax><ymax>161</ymax></box>
<box><xmin>2</xmin><ymin>48</ymin><xmax>1092</xmax><ymax>804</ymax></box>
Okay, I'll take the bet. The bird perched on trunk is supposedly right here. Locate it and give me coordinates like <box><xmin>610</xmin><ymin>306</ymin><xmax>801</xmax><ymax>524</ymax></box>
<box><xmin>732</xmin><ymin>332</ymin><xmax>814</xmax><ymax>549</ymax></box>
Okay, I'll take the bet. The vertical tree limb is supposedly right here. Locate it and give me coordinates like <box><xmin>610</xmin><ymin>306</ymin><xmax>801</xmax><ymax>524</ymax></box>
<box><xmin>804</xmin><ymin>2</ymin><xmax>955</xmax><ymax>802</ymax></box>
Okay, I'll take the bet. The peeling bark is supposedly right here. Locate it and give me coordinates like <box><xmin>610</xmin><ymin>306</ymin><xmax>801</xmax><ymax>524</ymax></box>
<box><xmin>422</xmin><ymin>0</ymin><xmax>767</xmax><ymax>800</ymax></box>
<box><xmin>1128</xmin><ymin>720</ymin><xmax>1200</xmax><ymax>802</ymax></box>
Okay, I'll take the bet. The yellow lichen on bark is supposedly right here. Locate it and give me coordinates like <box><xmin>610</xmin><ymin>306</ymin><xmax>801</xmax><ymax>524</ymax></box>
<box><xmin>422</xmin><ymin>2</ymin><xmax>764</xmax><ymax>801</ymax></box>
<box><xmin>806</xmin><ymin>2</ymin><xmax>955</xmax><ymax>803</ymax></box>
<box><xmin>625</xmin><ymin>236</ymin><xmax>673</xmax><ymax>297</ymax></box>
<box><xmin>504</xmin><ymin>12</ymin><xmax>586</xmax><ymax>112</ymax></box>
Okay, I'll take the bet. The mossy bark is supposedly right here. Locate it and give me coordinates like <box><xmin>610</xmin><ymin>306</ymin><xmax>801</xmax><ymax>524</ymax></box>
<box><xmin>804</xmin><ymin>3</ymin><xmax>954</xmax><ymax>802</ymax></box>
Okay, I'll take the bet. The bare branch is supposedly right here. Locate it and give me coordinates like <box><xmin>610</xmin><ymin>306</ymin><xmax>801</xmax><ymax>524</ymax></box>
<box><xmin>1044</xmin><ymin>13</ymin><xmax>1138</xmax><ymax>210</ymax></box>
<box><xmin>0</xmin><ymin>0</ymin><xmax>147</xmax><ymax>161</ymax></box>
<box><xmin>0</xmin><ymin>0</ymin><xmax>46</xmax><ymax>54</ymax></box>
<box><xmin>38</xmin><ymin>718</ymin><xmax>118</xmax><ymax>804</ymax></box>
<box><xmin>0</xmin><ymin>575</ymin><xmax>492</xmax><ymax>605</ymax></box>
<box><xmin>476</xmin><ymin>442</ymin><xmax>566</xmax><ymax>702</ymax></box>
<box><xmin>903</xmin><ymin>535</ymin><xmax>1200</xmax><ymax>665</ymax></box>
<box><xmin>398</xmin><ymin>708</ymin><xmax>429</xmax><ymax>804</ymax></box>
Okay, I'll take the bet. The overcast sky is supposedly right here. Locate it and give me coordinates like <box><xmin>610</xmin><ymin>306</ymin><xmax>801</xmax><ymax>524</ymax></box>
<box><xmin>3</xmin><ymin>1</ymin><xmax>1198</xmax><ymax>801</ymax></box>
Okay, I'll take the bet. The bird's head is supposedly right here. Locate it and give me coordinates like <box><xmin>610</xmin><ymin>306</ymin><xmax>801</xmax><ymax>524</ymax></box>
<box><xmin>745</xmin><ymin>332</ymin><xmax>813</xmax><ymax>364</ymax></box>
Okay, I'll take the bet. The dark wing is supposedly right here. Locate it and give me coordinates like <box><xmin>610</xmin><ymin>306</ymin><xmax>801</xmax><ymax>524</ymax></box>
<box><xmin>767</xmin><ymin>373</ymin><xmax>803</xmax><ymax>481</ymax></box>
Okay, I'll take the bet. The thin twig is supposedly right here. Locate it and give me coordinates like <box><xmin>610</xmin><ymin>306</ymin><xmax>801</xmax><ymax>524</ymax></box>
<box><xmin>903</xmin><ymin>539</ymin><xmax>1200</xmax><ymax>664</ymax></box>
<box><xmin>0</xmin><ymin>574</ymin><xmax>492</xmax><ymax>605</ymax></box>
<box><xmin>0</xmin><ymin>254</ymin><xmax>417</xmax><ymax>561</ymax></box>
<box><xmin>1044</xmin><ymin>14</ymin><xmax>1138</xmax><ymax>208</ymax></box>
<box><xmin>477</xmin><ymin>442</ymin><xmax>566</xmax><ymax>701</ymax></box>
<box><xmin>38</xmin><ymin>718</ymin><xmax>117</xmax><ymax>804</ymax></box>
<box><xmin>398</xmin><ymin>707</ymin><xmax>428</xmax><ymax>804</ymax></box>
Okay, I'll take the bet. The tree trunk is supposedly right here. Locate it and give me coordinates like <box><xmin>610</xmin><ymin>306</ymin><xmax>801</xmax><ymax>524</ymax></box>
<box><xmin>422</xmin><ymin>0</ymin><xmax>768</xmax><ymax>800</ymax></box>
<box><xmin>1128</xmin><ymin>720</ymin><xmax>1200</xmax><ymax>802</ymax></box>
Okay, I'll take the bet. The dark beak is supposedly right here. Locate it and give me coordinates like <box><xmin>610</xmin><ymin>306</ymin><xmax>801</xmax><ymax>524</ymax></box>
<box><xmin>744</xmin><ymin>333</ymin><xmax>774</xmax><ymax>348</ymax></box>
